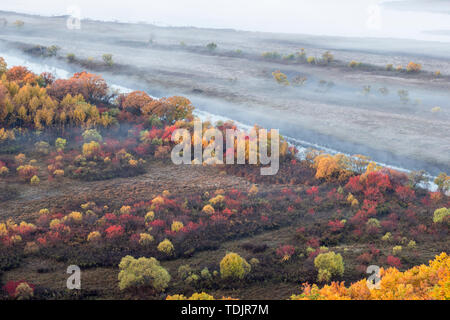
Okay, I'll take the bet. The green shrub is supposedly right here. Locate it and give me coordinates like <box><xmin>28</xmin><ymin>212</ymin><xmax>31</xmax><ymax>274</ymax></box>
<box><xmin>200</xmin><ymin>267</ymin><xmax>212</xmax><ymax>280</ymax></box>
<box><xmin>407</xmin><ymin>240</ymin><xmax>416</xmax><ymax>249</ymax></box>
<box><xmin>314</xmin><ymin>251</ymin><xmax>344</xmax><ymax>282</ymax></box>
<box><xmin>148</xmin><ymin>115</ymin><xmax>162</xmax><ymax>128</ymax></box>
<box><xmin>118</xmin><ymin>255</ymin><xmax>171</xmax><ymax>291</ymax></box>
<box><xmin>434</xmin><ymin>173</ymin><xmax>449</xmax><ymax>194</ymax></box>
<box><xmin>322</xmin><ymin>51</ymin><xmax>334</xmax><ymax>63</ymax></box>
<box><xmin>262</xmin><ymin>52</ymin><xmax>281</xmax><ymax>60</ymax></box>
<box><xmin>348</xmin><ymin>60</ymin><xmax>361</xmax><ymax>68</ymax></box>
<box><xmin>185</xmin><ymin>274</ymin><xmax>199</xmax><ymax>284</ymax></box>
<box><xmin>102</xmin><ymin>54</ymin><xmax>113</xmax><ymax>66</ymax></box>
<box><xmin>283</xmin><ymin>54</ymin><xmax>295</xmax><ymax>61</ymax></box>
<box><xmin>433</xmin><ymin>208</ymin><xmax>449</xmax><ymax>224</ymax></box>
<box><xmin>157</xmin><ymin>239</ymin><xmax>174</xmax><ymax>255</ymax></box>
<box><xmin>55</xmin><ymin>138</ymin><xmax>67</xmax><ymax>151</ymax></box>
<box><xmin>0</xmin><ymin>57</ymin><xmax>7</xmax><ymax>74</ymax></box>
<box><xmin>307</xmin><ymin>56</ymin><xmax>316</xmax><ymax>64</ymax></box>
<box><xmin>178</xmin><ymin>264</ymin><xmax>192</xmax><ymax>279</ymax></box>
<box><xmin>82</xmin><ymin>129</ymin><xmax>102</xmax><ymax>142</ymax></box>
<box><xmin>272</xmin><ymin>71</ymin><xmax>289</xmax><ymax>86</ymax></box>
<box><xmin>30</xmin><ymin>175</ymin><xmax>40</xmax><ymax>185</ymax></box>
<box><xmin>206</xmin><ymin>42</ymin><xmax>217</xmax><ymax>51</ymax></box>
<box><xmin>366</xmin><ymin>218</ymin><xmax>380</xmax><ymax>229</ymax></box>
<box><xmin>220</xmin><ymin>252</ymin><xmax>251</xmax><ymax>280</ymax></box>
<box><xmin>382</xmin><ymin>232</ymin><xmax>392</xmax><ymax>242</ymax></box>
<box><xmin>249</xmin><ymin>258</ymin><xmax>260</xmax><ymax>266</ymax></box>
<box><xmin>46</xmin><ymin>45</ymin><xmax>60</xmax><ymax>57</ymax></box>
<box><xmin>67</xmin><ymin>53</ymin><xmax>76</xmax><ymax>63</ymax></box>
<box><xmin>393</xmin><ymin>245</ymin><xmax>402</xmax><ymax>255</ymax></box>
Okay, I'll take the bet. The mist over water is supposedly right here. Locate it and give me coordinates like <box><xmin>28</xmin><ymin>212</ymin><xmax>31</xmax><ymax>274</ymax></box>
<box><xmin>0</xmin><ymin>50</ymin><xmax>442</xmax><ymax>191</ymax></box>
<box><xmin>0</xmin><ymin>1</ymin><xmax>448</xmax><ymax>187</ymax></box>
<box><xmin>2</xmin><ymin>0</ymin><xmax>450</xmax><ymax>43</ymax></box>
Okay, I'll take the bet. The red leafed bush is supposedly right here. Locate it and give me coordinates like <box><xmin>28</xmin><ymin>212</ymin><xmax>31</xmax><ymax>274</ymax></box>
<box><xmin>306</xmin><ymin>186</ymin><xmax>319</xmax><ymax>197</ymax></box>
<box><xmin>345</xmin><ymin>175</ymin><xmax>364</xmax><ymax>193</ymax></box>
<box><xmin>365</xmin><ymin>171</ymin><xmax>392</xmax><ymax>192</ymax></box>
<box><xmin>357</xmin><ymin>252</ymin><xmax>373</xmax><ymax>264</ymax></box>
<box><xmin>350</xmin><ymin>199</ymin><xmax>378</xmax><ymax>225</ymax></box>
<box><xmin>162</xmin><ymin>125</ymin><xmax>178</xmax><ymax>140</ymax></box>
<box><xmin>150</xmin><ymin>219</ymin><xmax>166</xmax><ymax>228</ymax></box>
<box><xmin>380</xmin><ymin>213</ymin><xmax>399</xmax><ymax>231</ymax></box>
<box><xmin>364</xmin><ymin>187</ymin><xmax>384</xmax><ymax>202</ymax></box>
<box><xmin>306</xmin><ymin>237</ymin><xmax>320</xmax><ymax>248</ymax></box>
<box><xmin>328</xmin><ymin>219</ymin><xmax>345</xmax><ymax>232</ymax></box>
<box><xmin>103</xmin><ymin>213</ymin><xmax>118</xmax><ymax>223</ymax></box>
<box><xmin>105</xmin><ymin>225</ymin><xmax>124</xmax><ymax>239</ymax></box>
<box><xmin>327</xmin><ymin>188</ymin><xmax>343</xmax><ymax>201</ymax></box>
<box><xmin>181</xmin><ymin>221</ymin><xmax>201</xmax><ymax>233</ymax></box>
<box><xmin>395</xmin><ymin>186</ymin><xmax>415</xmax><ymax>202</ymax></box>
<box><xmin>3</xmin><ymin>280</ymin><xmax>35</xmax><ymax>297</ymax></box>
<box><xmin>386</xmin><ymin>255</ymin><xmax>402</xmax><ymax>268</ymax></box>
<box><xmin>6</xmin><ymin>66</ymin><xmax>35</xmax><ymax>82</ymax></box>
<box><xmin>45</xmin><ymin>230</ymin><xmax>63</xmax><ymax>244</ymax></box>
<box><xmin>346</xmin><ymin>172</ymin><xmax>392</xmax><ymax>196</ymax></box>
<box><xmin>276</xmin><ymin>245</ymin><xmax>296</xmax><ymax>260</ymax></box>
<box><xmin>222</xmin><ymin>208</ymin><xmax>234</xmax><ymax>216</ymax></box>
<box><xmin>118</xmin><ymin>214</ymin><xmax>144</xmax><ymax>230</ymax></box>
<box><xmin>119</xmin><ymin>90</ymin><xmax>153</xmax><ymax>114</ymax></box>
<box><xmin>149</xmin><ymin>219</ymin><xmax>166</xmax><ymax>233</ymax></box>
<box><xmin>16</xmin><ymin>223</ymin><xmax>36</xmax><ymax>236</ymax></box>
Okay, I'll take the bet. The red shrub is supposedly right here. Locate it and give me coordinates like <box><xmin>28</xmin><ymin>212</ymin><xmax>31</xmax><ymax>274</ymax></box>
<box><xmin>328</xmin><ymin>219</ymin><xmax>344</xmax><ymax>232</ymax></box>
<box><xmin>346</xmin><ymin>175</ymin><xmax>364</xmax><ymax>193</ymax></box>
<box><xmin>6</xmin><ymin>66</ymin><xmax>34</xmax><ymax>82</ymax></box>
<box><xmin>306</xmin><ymin>186</ymin><xmax>319</xmax><ymax>197</ymax></box>
<box><xmin>181</xmin><ymin>221</ymin><xmax>201</xmax><ymax>233</ymax></box>
<box><xmin>365</xmin><ymin>171</ymin><xmax>392</xmax><ymax>192</ymax></box>
<box><xmin>364</xmin><ymin>187</ymin><xmax>384</xmax><ymax>202</ymax></box>
<box><xmin>105</xmin><ymin>225</ymin><xmax>124</xmax><ymax>239</ymax></box>
<box><xmin>306</xmin><ymin>237</ymin><xmax>320</xmax><ymax>248</ymax></box>
<box><xmin>276</xmin><ymin>245</ymin><xmax>295</xmax><ymax>259</ymax></box>
<box><xmin>395</xmin><ymin>186</ymin><xmax>415</xmax><ymax>202</ymax></box>
<box><xmin>386</xmin><ymin>255</ymin><xmax>402</xmax><ymax>268</ymax></box>
<box><xmin>357</xmin><ymin>252</ymin><xmax>373</xmax><ymax>264</ymax></box>
<box><xmin>3</xmin><ymin>281</ymin><xmax>35</xmax><ymax>298</ymax></box>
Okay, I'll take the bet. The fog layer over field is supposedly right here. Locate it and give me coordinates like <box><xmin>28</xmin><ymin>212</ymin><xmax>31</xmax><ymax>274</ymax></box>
<box><xmin>0</xmin><ymin>9</ymin><xmax>449</xmax><ymax>177</ymax></box>
<box><xmin>3</xmin><ymin>0</ymin><xmax>450</xmax><ymax>42</ymax></box>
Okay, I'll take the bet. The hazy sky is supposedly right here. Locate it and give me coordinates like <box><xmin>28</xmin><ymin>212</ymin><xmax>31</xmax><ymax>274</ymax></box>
<box><xmin>2</xmin><ymin>0</ymin><xmax>450</xmax><ymax>41</ymax></box>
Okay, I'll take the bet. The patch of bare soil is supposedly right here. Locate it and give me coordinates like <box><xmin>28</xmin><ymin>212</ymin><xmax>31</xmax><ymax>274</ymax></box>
<box><xmin>0</xmin><ymin>162</ymin><xmax>251</xmax><ymax>221</ymax></box>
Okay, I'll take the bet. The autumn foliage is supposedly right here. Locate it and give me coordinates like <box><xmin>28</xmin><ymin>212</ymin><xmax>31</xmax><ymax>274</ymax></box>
<box><xmin>0</xmin><ymin>59</ymin><xmax>448</xmax><ymax>300</ymax></box>
<box><xmin>292</xmin><ymin>253</ymin><xmax>449</xmax><ymax>300</ymax></box>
